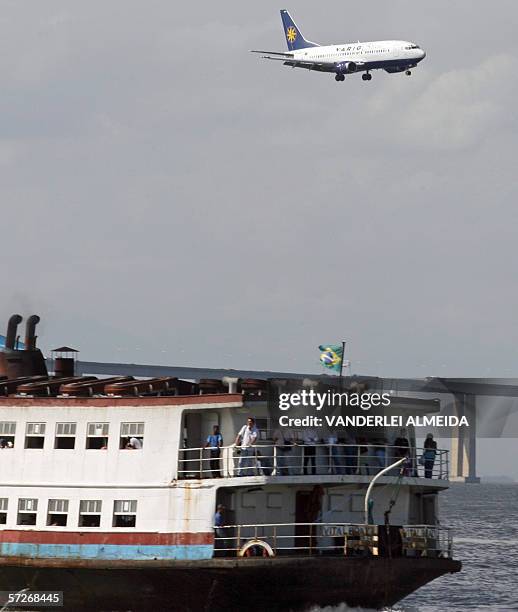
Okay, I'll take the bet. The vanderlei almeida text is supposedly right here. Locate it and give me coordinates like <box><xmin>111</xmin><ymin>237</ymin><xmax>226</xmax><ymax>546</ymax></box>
<box><xmin>279</xmin><ymin>414</ymin><xmax>470</xmax><ymax>427</ymax></box>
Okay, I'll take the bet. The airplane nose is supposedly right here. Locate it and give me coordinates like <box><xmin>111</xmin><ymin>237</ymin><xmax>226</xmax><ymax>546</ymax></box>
<box><xmin>420</xmin><ymin>49</ymin><xmax>426</xmax><ymax>59</ymax></box>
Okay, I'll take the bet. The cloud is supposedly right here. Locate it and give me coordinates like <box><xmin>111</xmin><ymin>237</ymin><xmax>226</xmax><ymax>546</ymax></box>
<box><xmin>399</xmin><ymin>54</ymin><xmax>518</xmax><ymax>150</ymax></box>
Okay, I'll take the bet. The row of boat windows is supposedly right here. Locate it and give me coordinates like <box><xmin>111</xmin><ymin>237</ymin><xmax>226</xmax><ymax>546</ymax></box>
<box><xmin>0</xmin><ymin>498</ymin><xmax>137</xmax><ymax>528</ymax></box>
<box><xmin>0</xmin><ymin>421</ymin><xmax>144</xmax><ymax>450</ymax></box>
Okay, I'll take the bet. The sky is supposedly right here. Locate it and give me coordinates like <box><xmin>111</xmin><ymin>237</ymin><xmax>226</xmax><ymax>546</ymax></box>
<box><xmin>1</xmin><ymin>1</ymin><xmax>517</xmax><ymax>476</ymax></box>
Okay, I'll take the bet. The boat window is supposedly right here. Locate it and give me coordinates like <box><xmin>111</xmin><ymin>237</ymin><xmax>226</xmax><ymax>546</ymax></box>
<box><xmin>267</xmin><ymin>493</ymin><xmax>282</xmax><ymax>509</ymax></box>
<box><xmin>113</xmin><ymin>500</ymin><xmax>137</xmax><ymax>528</ymax></box>
<box><xmin>255</xmin><ymin>417</ymin><xmax>271</xmax><ymax>441</ymax></box>
<box><xmin>86</xmin><ymin>422</ymin><xmax>109</xmax><ymax>450</ymax></box>
<box><xmin>25</xmin><ymin>422</ymin><xmax>46</xmax><ymax>449</ymax></box>
<box><xmin>329</xmin><ymin>494</ymin><xmax>344</xmax><ymax>512</ymax></box>
<box><xmin>47</xmin><ymin>499</ymin><xmax>69</xmax><ymax>526</ymax></box>
<box><xmin>17</xmin><ymin>498</ymin><xmax>38</xmax><ymax>526</ymax></box>
<box><xmin>0</xmin><ymin>498</ymin><xmax>7</xmax><ymax>524</ymax></box>
<box><xmin>0</xmin><ymin>421</ymin><xmax>16</xmax><ymax>448</ymax></box>
<box><xmin>55</xmin><ymin>422</ymin><xmax>76</xmax><ymax>449</ymax></box>
<box><xmin>79</xmin><ymin>500</ymin><xmax>102</xmax><ymax>527</ymax></box>
<box><xmin>241</xmin><ymin>492</ymin><xmax>256</xmax><ymax>508</ymax></box>
<box><xmin>350</xmin><ymin>494</ymin><xmax>364</xmax><ymax>513</ymax></box>
<box><xmin>120</xmin><ymin>422</ymin><xmax>144</xmax><ymax>449</ymax></box>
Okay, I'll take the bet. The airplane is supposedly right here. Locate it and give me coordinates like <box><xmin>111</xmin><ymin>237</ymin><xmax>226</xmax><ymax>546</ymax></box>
<box><xmin>252</xmin><ymin>10</ymin><xmax>426</xmax><ymax>82</ymax></box>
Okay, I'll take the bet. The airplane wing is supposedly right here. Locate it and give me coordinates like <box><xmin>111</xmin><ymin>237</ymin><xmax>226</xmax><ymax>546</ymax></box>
<box><xmin>251</xmin><ymin>50</ymin><xmax>294</xmax><ymax>60</ymax></box>
<box><xmin>251</xmin><ymin>50</ymin><xmax>294</xmax><ymax>57</ymax></box>
<box><xmin>251</xmin><ymin>50</ymin><xmax>330</xmax><ymax>70</ymax></box>
<box><xmin>250</xmin><ymin>50</ymin><xmax>364</xmax><ymax>72</ymax></box>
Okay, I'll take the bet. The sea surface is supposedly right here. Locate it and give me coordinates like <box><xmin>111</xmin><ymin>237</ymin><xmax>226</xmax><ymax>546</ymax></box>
<box><xmin>313</xmin><ymin>483</ymin><xmax>518</xmax><ymax>612</ymax></box>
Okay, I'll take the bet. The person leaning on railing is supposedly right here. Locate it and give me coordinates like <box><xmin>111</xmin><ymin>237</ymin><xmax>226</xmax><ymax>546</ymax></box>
<box><xmin>234</xmin><ymin>417</ymin><xmax>258</xmax><ymax>476</ymax></box>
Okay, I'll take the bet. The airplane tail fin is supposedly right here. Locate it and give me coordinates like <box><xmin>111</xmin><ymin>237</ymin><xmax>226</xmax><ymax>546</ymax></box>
<box><xmin>280</xmin><ymin>10</ymin><xmax>319</xmax><ymax>51</ymax></box>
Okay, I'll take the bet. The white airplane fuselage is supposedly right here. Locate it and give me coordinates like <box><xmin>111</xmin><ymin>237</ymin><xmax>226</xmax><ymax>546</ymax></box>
<box><xmin>292</xmin><ymin>40</ymin><xmax>426</xmax><ymax>74</ymax></box>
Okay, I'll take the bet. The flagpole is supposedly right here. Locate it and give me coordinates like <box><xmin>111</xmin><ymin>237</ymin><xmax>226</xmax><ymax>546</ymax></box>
<box><xmin>339</xmin><ymin>341</ymin><xmax>346</xmax><ymax>390</ymax></box>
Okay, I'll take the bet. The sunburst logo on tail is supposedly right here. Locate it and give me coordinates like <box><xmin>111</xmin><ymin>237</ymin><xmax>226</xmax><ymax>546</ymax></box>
<box><xmin>286</xmin><ymin>26</ymin><xmax>297</xmax><ymax>43</ymax></box>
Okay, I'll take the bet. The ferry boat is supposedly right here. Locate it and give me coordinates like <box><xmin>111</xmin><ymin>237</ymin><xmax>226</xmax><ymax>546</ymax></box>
<box><xmin>0</xmin><ymin>315</ymin><xmax>461</xmax><ymax>611</ymax></box>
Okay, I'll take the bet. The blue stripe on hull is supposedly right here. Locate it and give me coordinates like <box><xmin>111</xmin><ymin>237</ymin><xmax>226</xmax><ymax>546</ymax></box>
<box><xmin>0</xmin><ymin>543</ymin><xmax>213</xmax><ymax>561</ymax></box>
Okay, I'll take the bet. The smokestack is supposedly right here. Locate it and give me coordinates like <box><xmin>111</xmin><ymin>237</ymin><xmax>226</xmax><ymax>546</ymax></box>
<box><xmin>5</xmin><ymin>314</ymin><xmax>23</xmax><ymax>350</ymax></box>
<box><xmin>25</xmin><ymin>315</ymin><xmax>40</xmax><ymax>351</ymax></box>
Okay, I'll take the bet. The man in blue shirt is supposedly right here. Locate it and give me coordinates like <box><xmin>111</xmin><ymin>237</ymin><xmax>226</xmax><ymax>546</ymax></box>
<box><xmin>204</xmin><ymin>425</ymin><xmax>223</xmax><ymax>477</ymax></box>
<box><xmin>214</xmin><ymin>504</ymin><xmax>226</xmax><ymax>555</ymax></box>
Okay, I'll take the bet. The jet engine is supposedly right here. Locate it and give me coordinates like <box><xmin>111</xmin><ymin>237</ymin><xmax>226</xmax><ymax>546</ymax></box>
<box><xmin>336</xmin><ymin>61</ymin><xmax>358</xmax><ymax>74</ymax></box>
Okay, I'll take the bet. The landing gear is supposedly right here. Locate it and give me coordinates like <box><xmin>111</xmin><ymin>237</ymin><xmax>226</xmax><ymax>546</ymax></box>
<box><xmin>335</xmin><ymin>73</ymin><xmax>345</xmax><ymax>82</ymax></box>
<box><xmin>406</xmin><ymin>70</ymin><xmax>412</xmax><ymax>76</ymax></box>
<box><xmin>362</xmin><ymin>73</ymin><xmax>372</xmax><ymax>81</ymax></box>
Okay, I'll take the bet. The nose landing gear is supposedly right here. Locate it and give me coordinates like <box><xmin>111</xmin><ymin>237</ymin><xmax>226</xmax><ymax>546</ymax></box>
<box><xmin>406</xmin><ymin>70</ymin><xmax>412</xmax><ymax>76</ymax></box>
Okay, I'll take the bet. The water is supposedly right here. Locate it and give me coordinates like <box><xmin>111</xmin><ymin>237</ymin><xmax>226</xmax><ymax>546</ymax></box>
<box><xmin>314</xmin><ymin>483</ymin><xmax>518</xmax><ymax>612</ymax></box>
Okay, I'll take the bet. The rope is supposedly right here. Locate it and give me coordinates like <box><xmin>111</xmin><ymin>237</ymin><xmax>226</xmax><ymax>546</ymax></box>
<box><xmin>383</xmin><ymin>466</ymin><xmax>405</xmax><ymax>527</ymax></box>
<box><xmin>381</xmin><ymin>466</ymin><xmax>406</xmax><ymax>559</ymax></box>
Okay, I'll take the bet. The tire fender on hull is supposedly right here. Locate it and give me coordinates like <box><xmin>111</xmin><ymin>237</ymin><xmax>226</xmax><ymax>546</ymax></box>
<box><xmin>238</xmin><ymin>539</ymin><xmax>275</xmax><ymax>558</ymax></box>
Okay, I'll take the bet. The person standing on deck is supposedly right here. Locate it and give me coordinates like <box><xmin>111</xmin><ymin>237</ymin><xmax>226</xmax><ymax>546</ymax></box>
<box><xmin>356</xmin><ymin>435</ymin><xmax>369</xmax><ymax>475</ymax></box>
<box><xmin>394</xmin><ymin>429</ymin><xmax>411</xmax><ymax>476</ymax></box>
<box><xmin>214</xmin><ymin>504</ymin><xmax>226</xmax><ymax>555</ymax></box>
<box><xmin>422</xmin><ymin>433</ymin><xmax>437</xmax><ymax>478</ymax></box>
<box><xmin>204</xmin><ymin>425</ymin><xmax>223</xmax><ymax>477</ymax></box>
<box><xmin>326</xmin><ymin>430</ymin><xmax>344</xmax><ymax>475</ymax></box>
<box><xmin>342</xmin><ymin>429</ymin><xmax>357</xmax><ymax>475</ymax></box>
<box><xmin>373</xmin><ymin>436</ymin><xmax>387</xmax><ymax>472</ymax></box>
<box><xmin>235</xmin><ymin>417</ymin><xmax>258</xmax><ymax>476</ymax></box>
<box><xmin>301</xmin><ymin>428</ymin><xmax>319</xmax><ymax>475</ymax></box>
<box><xmin>272</xmin><ymin>426</ymin><xmax>294</xmax><ymax>475</ymax></box>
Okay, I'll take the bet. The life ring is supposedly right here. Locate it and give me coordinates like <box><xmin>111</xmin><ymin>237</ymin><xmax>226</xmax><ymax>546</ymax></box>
<box><xmin>238</xmin><ymin>539</ymin><xmax>275</xmax><ymax>558</ymax></box>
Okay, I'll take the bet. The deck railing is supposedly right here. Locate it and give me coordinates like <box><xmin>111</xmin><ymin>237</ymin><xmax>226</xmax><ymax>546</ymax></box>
<box><xmin>213</xmin><ymin>522</ymin><xmax>453</xmax><ymax>559</ymax></box>
<box><xmin>178</xmin><ymin>444</ymin><xmax>449</xmax><ymax>480</ymax></box>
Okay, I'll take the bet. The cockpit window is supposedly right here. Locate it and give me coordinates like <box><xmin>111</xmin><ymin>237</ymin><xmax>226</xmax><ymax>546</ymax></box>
<box><xmin>406</xmin><ymin>44</ymin><xmax>420</xmax><ymax>50</ymax></box>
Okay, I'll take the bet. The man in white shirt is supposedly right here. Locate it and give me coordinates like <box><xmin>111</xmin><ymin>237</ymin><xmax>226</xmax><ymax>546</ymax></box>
<box><xmin>234</xmin><ymin>417</ymin><xmax>259</xmax><ymax>476</ymax></box>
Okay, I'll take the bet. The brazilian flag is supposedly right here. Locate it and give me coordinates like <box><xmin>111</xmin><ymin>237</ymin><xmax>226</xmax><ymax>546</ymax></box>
<box><xmin>318</xmin><ymin>344</ymin><xmax>343</xmax><ymax>373</ymax></box>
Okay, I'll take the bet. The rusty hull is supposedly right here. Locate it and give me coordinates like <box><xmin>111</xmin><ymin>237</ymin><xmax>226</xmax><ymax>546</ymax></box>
<box><xmin>0</xmin><ymin>555</ymin><xmax>461</xmax><ymax>611</ymax></box>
